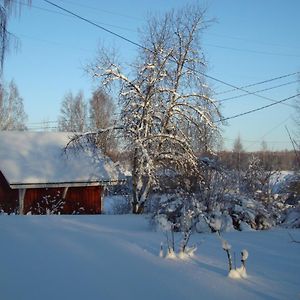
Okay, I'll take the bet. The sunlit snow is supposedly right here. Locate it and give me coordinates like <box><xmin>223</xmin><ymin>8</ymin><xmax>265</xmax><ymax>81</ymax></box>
<box><xmin>1</xmin><ymin>215</ymin><xmax>299</xmax><ymax>300</ymax></box>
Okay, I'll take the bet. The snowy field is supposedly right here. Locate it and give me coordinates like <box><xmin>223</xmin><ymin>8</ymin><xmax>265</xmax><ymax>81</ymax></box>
<box><xmin>1</xmin><ymin>215</ymin><xmax>300</xmax><ymax>300</ymax></box>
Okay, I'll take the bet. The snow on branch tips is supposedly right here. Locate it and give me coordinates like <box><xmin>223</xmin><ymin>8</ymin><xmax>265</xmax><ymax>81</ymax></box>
<box><xmin>64</xmin><ymin>126</ymin><xmax>123</xmax><ymax>156</ymax></box>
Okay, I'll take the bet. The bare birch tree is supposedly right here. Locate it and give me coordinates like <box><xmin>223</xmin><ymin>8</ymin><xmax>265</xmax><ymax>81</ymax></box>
<box><xmin>0</xmin><ymin>80</ymin><xmax>27</xmax><ymax>130</ymax></box>
<box><xmin>0</xmin><ymin>0</ymin><xmax>31</xmax><ymax>74</ymax></box>
<box><xmin>89</xmin><ymin>88</ymin><xmax>117</xmax><ymax>155</ymax></box>
<box><xmin>58</xmin><ymin>91</ymin><xmax>87</xmax><ymax>132</ymax></box>
<box><xmin>89</xmin><ymin>4</ymin><xmax>221</xmax><ymax>213</ymax></box>
<box><xmin>91</xmin><ymin>5</ymin><xmax>221</xmax><ymax>213</ymax></box>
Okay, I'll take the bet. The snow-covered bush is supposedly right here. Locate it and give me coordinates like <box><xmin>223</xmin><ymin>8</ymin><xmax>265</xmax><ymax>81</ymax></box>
<box><xmin>109</xmin><ymin>196</ymin><xmax>131</xmax><ymax>215</ymax></box>
<box><xmin>197</xmin><ymin>159</ymin><xmax>230</xmax><ymax>213</ymax></box>
<box><xmin>155</xmin><ymin>213</ymin><xmax>175</xmax><ymax>254</ymax></box>
<box><xmin>241</xmin><ymin>156</ymin><xmax>275</xmax><ymax>201</ymax></box>
<box><xmin>150</xmin><ymin>166</ymin><xmax>298</xmax><ymax>231</ymax></box>
<box><xmin>280</xmin><ymin>206</ymin><xmax>300</xmax><ymax>228</ymax></box>
<box><xmin>140</xmin><ymin>151</ymin><xmax>298</xmax><ymax>232</ymax></box>
<box><xmin>152</xmin><ymin>193</ymin><xmax>202</xmax><ymax>256</ymax></box>
<box><xmin>224</xmin><ymin>194</ymin><xmax>277</xmax><ymax>230</ymax></box>
<box><xmin>105</xmin><ymin>181</ymin><xmax>132</xmax><ymax>214</ymax></box>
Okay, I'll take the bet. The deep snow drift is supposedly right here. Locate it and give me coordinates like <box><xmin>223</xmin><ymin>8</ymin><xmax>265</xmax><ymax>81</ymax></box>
<box><xmin>1</xmin><ymin>215</ymin><xmax>299</xmax><ymax>300</ymax></box>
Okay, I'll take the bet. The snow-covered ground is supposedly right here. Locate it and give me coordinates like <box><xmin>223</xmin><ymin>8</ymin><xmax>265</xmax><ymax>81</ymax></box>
<box><xmin>1</xmin><ymin>215</ymin><xmax>299</xmax><ymax>300</ymax></box>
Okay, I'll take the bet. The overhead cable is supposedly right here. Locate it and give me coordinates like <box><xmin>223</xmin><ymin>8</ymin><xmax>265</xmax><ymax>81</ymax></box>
<box><xmin>217</xmin><ymin>80</ymin><xmax>299</xmax><ymax>107</ymax></box>
<box><xmin>216</xmin><ymin>71</ymin><xmax>300</xmax><ymax>95</ymax></box>
<box><xmin>218</xmin><ymin>93</ymin><xmax>300</xmax><ymax>122</ymax></box>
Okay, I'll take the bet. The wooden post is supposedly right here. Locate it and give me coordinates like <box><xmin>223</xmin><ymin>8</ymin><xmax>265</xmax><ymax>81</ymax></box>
<box><xmin>62</xmin><ymin>187</ymin><xmax>69</xmax><ymax>199</ymax></box>
<box><xmin>100</xmin><ymin>186</ymin><xmax>105</xmax><ymax>214</ymax></box>
<box><xmin>18</xmin><ymin>189</ymin><xmax>26</xmax><ymax>215</ymax></box>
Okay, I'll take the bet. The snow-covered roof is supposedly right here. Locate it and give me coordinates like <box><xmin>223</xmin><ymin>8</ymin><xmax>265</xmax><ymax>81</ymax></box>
<box><xmin>0</xmin><ymin>131</ymin><xmax>125</xmax><ymax>189</ymax></box>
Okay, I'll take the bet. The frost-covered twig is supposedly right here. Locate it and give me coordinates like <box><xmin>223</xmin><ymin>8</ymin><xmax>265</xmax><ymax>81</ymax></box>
<box><xmin>228</xmin><ymin>249</ymin><xmax>249</xmax><ymax>279</ymax></box>
<box><xmin>241</xmin><ymin>249</ymin><xmax>249</xmax><ymax>269</ymax></box>
<box><xmin>222</xmin><ymin>239</ymin><xmax>233</xmax><ymax>271</ymax></box>
<box><xmin>64</xmin><ymin>125</ymin><xmax>124</xmax><ymax>151</ymax></box>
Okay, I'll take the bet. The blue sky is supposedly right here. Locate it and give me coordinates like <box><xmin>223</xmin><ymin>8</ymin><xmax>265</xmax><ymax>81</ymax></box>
<box><xmin>5</xmin><ymin>0</ymin><xmax>300</xmax><ymax>151</ymax></box>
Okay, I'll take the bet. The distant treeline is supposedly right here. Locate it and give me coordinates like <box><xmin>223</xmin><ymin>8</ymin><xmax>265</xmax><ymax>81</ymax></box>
<box><xmin>114</xmin><ymin>150</ymin><xmax>299</xmax><ymax>173</ymax></box>
<box><xmin>218</xmin><ymin>150</ymin><xmax>299</xmax><ymax>171</ymax></box>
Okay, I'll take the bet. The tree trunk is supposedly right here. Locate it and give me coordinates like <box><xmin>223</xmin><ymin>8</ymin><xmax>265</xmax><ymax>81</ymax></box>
<box><xmin>131</xmin><ymin>147</ymin><xmax>140</xmax><ymax>214</ymax></box>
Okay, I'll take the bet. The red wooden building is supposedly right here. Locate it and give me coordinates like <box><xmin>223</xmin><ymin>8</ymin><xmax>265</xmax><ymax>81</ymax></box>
<box><xmin>0</xmin><ymin>131</ymin><xmax>124</xmax><ymax>215</ymax></box>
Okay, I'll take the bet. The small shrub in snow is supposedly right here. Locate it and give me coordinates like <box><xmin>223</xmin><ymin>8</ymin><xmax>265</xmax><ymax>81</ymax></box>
<box><xmin>155</xmin><ymin>208</ymin><xmax>198</xmax><ymax>259</ymax></box>
<box><xmin>241</xmin><ymin>249</ymin><xmax>249</xmax><ymax>267</ymax></box>
<box><xmin>221</xmin><ymin>238</ymin><xmax>233</xmax><ymax>271</ymax></box>
<box><xmin>228</xmin><ymin>249</ymin><xmax>249</xmax><ymax>279</ymax></box>
<box><xmin>179</xmin><ymin>208</ymin><xmax>196</xmax><ymax>253</ymax></box>
<box><xmin>217</xmin><ymin>231</ymin><xmax>249</xmax><ymax>278</ymax></box>
<box><xmin>155</xmin><ymin>214</ymin><xmax>175</xmax><ymax>254</ymax></box>
<box><xmin>152</xmin><ymin>192</ymin><xmax>203</xmax><ymax>257</ymax></box>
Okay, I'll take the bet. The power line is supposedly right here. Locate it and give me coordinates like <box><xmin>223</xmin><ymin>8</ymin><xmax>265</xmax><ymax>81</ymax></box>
<box><xmin>16</xmin><ymin>0</ymin><xmax>72</xmax><ymax>17</ymax></box>
<box><xmin>219</xmin><ymin>93</ymin><xmax>300</xmax><ymax>122</ymax></box>
<box><xmin>57</xmin><ymin>0</ymin><xmax>143</xmax><ymax>21</ymax></box>
<box><xmin>205</xmin><ymin>43</ymin><xmax>300</xmax><ymax>58</ymax></box>
<box><xmin>43</xmin><ymin>0</ymin><xmax>146</xmax><ymax>50</ymax></box>
<box><xmin>17</xmin><ymin>0</ymin><xmax>136</xmax><ymax>33</ymax></box>
<box><xmin>27</xmin><ymin>93</ymin><xmax>298</xmax><ymax>131</ymax></box>
<box><xmin>26</xmin><ymin>120</ymin><xmax>58</xmax><ymax>125</ymax></box>
<box><xmin>42</xmin><ymin>0</ymin><xmax>300</xmax><ymax>121</ymax></box>
<box><xmin>217</xmin><ymin>80</ymin><xmax>299</xmax><ymax>105</ymax></box>
<box><xmin>201</xmin><ymin>71</ymin><xmax>298</xmax><ymax>111</ymax></box>
<box><xmin>27</xmin><ymin>126</ymin><xmax>59</xmax><ymax>130</ymax></box>
<box><xmin>216</xmin><ymin>71</ymin><xmax>300</xmax><ymax>95</ymax></box>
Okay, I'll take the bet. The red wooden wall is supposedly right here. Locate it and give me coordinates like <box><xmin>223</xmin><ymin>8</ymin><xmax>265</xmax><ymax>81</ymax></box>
<box><xmin>0</xmin><ymin>171</ymin><xmax>103</xmax><ymax>215</ymax></box>
<box><xmin>0</xmin><ymin>172</ymin><xmax>18</xmax><ymax>213</ymax></box>
<box><xmin>24</xmin><ymin>186</ymin><xmax>102</xmax><ymax>215</ymax></box>
<box><xmin>63</xmin><ymin>186</ymin><xmax>102</xmax><ymax>214</ymax></box>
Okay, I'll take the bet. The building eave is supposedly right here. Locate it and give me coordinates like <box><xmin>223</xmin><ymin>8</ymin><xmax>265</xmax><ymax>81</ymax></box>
<box><xmin>9</xmin><ymin>179</ymin><xmax>126</xmax><ymax>190</ymax></box>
